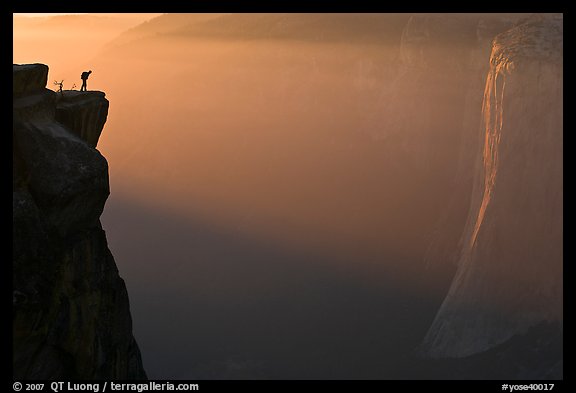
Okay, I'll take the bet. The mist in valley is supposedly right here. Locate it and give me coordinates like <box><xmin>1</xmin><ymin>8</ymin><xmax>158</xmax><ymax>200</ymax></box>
<box><xmin>13</xmin><ymin>13</ymin><xmax>561</xmax><ymax>379</ymax></box>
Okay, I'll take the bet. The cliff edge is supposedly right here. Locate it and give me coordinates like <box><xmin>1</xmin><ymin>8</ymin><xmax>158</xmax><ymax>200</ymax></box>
<box><xmin>13</xmin><ymin>63</ymin><xmax>147</xmax><ymax>379</ymax></box>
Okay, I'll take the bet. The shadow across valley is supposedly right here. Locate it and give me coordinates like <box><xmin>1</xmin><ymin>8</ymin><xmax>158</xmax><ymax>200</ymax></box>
<box><xmin>102</xmin><ymin>196</ymin><xmax>453</xmax><ymax>379</ymax></box>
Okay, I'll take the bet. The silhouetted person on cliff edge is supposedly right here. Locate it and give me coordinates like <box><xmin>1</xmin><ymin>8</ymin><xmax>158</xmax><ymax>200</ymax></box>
<box><xmin>80</xmin><ymin>70</ymin><xmax>92</xmax><ymax>91</ymax></box>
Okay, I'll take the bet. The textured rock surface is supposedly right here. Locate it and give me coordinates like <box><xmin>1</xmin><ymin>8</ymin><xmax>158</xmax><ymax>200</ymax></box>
<box><xmin>56</xmin><ymin>91</ymin><xmax>110</xmax><ymax>148</ymax></box>
<box><xmin>421</xmin><ymin>13</ymin><xmax>563</xmax><ymax>367</ymax></box>
<box><xmin>13</xmin><ymin>64</ymin><xmax>49</xmax><ymax>96</ymax></box>
<box><xmin>375</xmin><ymin>14</ymin><xmax>521</xmax><ymax>273</ymax></box>
<box><xmin>13</xmin><ymin>63</ymin><xmax>147</xmax><ymax>379</ymax></box>
<box><xmin>375</xmin><ymin>14</ymin><xmax>525</xmax><ymax>177</ymax></box>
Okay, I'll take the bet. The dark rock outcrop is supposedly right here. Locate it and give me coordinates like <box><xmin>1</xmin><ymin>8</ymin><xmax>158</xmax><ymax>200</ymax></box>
<box><xmin>420</xmin><ymin>14</ymin><xmax>563</xmax><ymax>376</ymax></box>
<box><xmin>13</xmin><ymin>63</ymin><xmax>147</xmax><ymax>379</ymax></box>
<box><xmin>13</xmin><ymin>63</ymin><xmax>49</xmax><ymax>96</ymax></box>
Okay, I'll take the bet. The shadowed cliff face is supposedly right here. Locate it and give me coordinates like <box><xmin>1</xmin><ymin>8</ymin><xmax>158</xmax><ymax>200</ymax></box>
<box><xmin>421</xmin><ymin>14</ymin><xmax>563</xmax><ymax>370</ymax></box>
<box><xmin>13</xmin><ymin>63</ymin><xmax>146</xmax><ymax>379</ymax></box>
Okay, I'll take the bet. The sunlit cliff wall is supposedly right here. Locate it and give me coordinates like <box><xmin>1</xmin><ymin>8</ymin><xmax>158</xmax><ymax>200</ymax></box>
<box><xmin>421</xmin><ymin>13</ymin><xmax>563</xmax><ymax>363</ymax></box>
<box><xmin>375</xmin><ymin>13</ymin><xmax>521</xmax><ymax>287</ymax></box>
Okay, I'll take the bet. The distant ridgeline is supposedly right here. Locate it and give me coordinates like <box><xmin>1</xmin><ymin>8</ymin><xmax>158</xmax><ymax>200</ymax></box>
<box><xmin>13</xmin><ymin>63</ymin><xmax>146</xmax><ymax>379</ymax></box>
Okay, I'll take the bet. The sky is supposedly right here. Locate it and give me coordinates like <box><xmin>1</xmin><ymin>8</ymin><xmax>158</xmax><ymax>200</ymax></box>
<box><xmin>14</xmin><ymin>13</ymin><xmax>87</xmax><ymax>16</ymax></box>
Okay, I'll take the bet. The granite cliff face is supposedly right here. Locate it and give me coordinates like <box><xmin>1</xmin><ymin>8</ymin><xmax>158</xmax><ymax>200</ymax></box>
<box><xmin>13</xmin><ymin>63</ymin><xmax>147</xmax><ymax>379</ymax></box>
<box><xmin>421</xmin><ymin>14</ymin><xmax>563</xmax><ymax>373</ymax></box>
<box><xmin>372</xmin><ymin>14</ymin><xmax>522</xmax><ymax>278</ymax></box>
<box><xmin>379</xmin><ymin>14</ymin><xmax>516</xmax><ymax>168</ymax></box>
